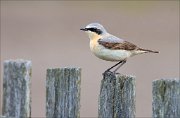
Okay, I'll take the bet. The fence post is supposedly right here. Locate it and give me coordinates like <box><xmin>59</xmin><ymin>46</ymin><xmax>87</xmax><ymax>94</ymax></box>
<box><xmin>98</xmin><ymin>72</ymin><xmax>136</xmax><ymax>118</ymax></box>
<box><xmin>152</xmin><ymin>79</ymin><xmax>180</xmax><ymax>118</ymax></box>
<box><xmin>46</xmin><ymin>68</ymin><xmax>81</xmax><ymax>118</ymax></box>
<box><xmin>2</xmin><ymin>59</ymin><xmax>32</xmax><ymax>118</ymax></box>
<box><xmin>0</xmin><ymin>116</ymin><xmax>6</xmax><ymax>118</ymax></box>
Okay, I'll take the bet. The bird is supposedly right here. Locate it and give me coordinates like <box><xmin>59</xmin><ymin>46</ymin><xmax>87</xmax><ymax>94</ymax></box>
<box><xmin>80</xmin><ymin>23</ymin><xmax>159</xmax><ymax>74</ymax></box>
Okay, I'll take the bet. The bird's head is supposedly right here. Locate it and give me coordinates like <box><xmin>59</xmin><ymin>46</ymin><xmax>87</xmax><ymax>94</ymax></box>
<box><xmin>80</xmin><ymin>23</ymin><xmax>107</xmax><ymax>40</ymax></box>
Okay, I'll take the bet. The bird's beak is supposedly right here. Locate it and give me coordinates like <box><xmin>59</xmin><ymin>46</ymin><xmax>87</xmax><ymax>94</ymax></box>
<box><xmin>80</xmin><ymin>28</ymin><xmax>87</xmax><ymax>31</ymax></box>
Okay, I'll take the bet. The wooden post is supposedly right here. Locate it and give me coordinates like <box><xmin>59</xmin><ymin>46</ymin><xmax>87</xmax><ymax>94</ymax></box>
<box><xmin>98</xmin><ymin>72</ymin><xmax>136</xmax><ymax>118</ymax></box>
<box><xmin>46</xmin><ymin>68</ymin><xmax>81</xmax><ymax>118</ymax></box>
<box><xmin>152</xmin><ymin>79</ymin><xmax>180</xmax><ymax>118</ymax></box>
<box><xmin>2</xmin><ymin>59</ymin><xmax>32</xmax><ymax>118</ymax></box>
<box><xmin>0</xmin><ymin>116</ymin><xmax>6</xmax><ymax>118</ymax></box>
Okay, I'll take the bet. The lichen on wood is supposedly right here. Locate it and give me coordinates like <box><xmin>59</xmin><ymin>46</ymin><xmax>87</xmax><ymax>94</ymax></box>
<box><xmin>152</xmin><ymin>79</ymin><xmax>180</xmax><ymax>118</ymax></box>
<box><xmin>46</xmin><ymin>68</ymin><xmax>81</xmax><ymax>118</ymax></box>
<box><xmin>2</xmin><ymin>59</ymin><xmax>32</xmax><ymax>118</ymax></box>
<box><xmin>98</xmin><ymin>72</ymin><xmax>136</xmax><ymax>118</ymax></box>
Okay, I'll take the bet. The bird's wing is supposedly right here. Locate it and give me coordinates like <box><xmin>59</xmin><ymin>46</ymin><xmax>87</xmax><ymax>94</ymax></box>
<box><xmin>98</xmin><ymin>35</ymin><xmax>138</xmax><ymax>50</ymax></box>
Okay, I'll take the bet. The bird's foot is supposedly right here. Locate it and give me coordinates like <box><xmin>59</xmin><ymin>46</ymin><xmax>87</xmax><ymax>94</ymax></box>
<box><xmin>102</xmin><ymin>70</ymin><xmax>121</xmax><ymax>76</ymax></box>
<box><xmin>102</xmin><ymin>70</ymin><xmax>113</xmax><ymax>76</ymax></box>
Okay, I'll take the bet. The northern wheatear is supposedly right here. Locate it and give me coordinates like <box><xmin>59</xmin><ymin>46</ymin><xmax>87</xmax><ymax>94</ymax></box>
<box><xmin>80</xmin><ymin>23</ymin><xmax>159</xmax><ymax>73</ymax></box>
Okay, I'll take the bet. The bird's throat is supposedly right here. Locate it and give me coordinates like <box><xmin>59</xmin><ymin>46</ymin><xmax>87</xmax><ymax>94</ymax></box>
<box><xmin>86</xmin><ymin>31</ymin><xmax>101</xmax><ymax>40</ymax></box>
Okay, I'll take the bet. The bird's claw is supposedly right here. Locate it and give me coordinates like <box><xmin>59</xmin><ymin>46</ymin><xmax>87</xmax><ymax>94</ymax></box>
<box><xmin>102</xmin><ymin>70</ymin><xmax>113</xmax><ymax>76</ymax></box>
<box><xmin>102</xmin><ymin>70</ymin><xmax>121</xmax><ymax>77</ymax></box>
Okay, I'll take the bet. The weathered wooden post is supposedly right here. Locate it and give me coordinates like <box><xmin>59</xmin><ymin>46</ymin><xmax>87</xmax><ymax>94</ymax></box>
<box><xmin>2</xmin><ymin>59</ymin><xmax>32</xmax><ymax>118</ymax></box>
<box><xmin>98</xmin><ymin>72</ymin><xmax>136</xmax><ymax>118</ymax></box>
<box><xmin>0</xmin><ymin>116</ymin><xmax>6</xmax><ymax>118</ymax></box>
<box><xmin>46</xmin><ymin>68</ymin><xmax>81</xmax><ymax>118</ymax></box>
<box><xmin>152</xmin><ymin>79</ymin><xmax>180</xmax><ymax>118</ymax></box>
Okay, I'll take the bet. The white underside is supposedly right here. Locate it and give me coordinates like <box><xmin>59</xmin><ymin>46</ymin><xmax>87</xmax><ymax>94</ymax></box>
<box><xmin>90</xmin><ymin>42</ymin><xmax>134</xmax><ymax>61</ymax></box>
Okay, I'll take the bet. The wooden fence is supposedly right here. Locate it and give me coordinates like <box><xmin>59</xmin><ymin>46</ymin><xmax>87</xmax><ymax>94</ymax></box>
<box><xmin>0</xmin><ymin>59</ymin><xmax>180</xmax><ymax>118</ymax></box>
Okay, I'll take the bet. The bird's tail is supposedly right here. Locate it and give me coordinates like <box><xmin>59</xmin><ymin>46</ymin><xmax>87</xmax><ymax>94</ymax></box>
<box><xmin>138</xmin><ymin>48</ymin><xmax>159</xmax><ymax>53</ymax></box>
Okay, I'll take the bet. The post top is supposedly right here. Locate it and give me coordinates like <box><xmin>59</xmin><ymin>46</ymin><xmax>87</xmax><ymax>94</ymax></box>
<box><xmin>153</xmin><ymin>78</ymin><xmax>180</xmax><ymax>83</ymax></box>
<box><xmin>4</xmin><ymin>59</ymin><xmax>32</xmax><ymax>68</ymax></box>
<box><xmin>47</xmin><ymin>67</ymin><xmax>81</xmax><ymax>71</ymax></box>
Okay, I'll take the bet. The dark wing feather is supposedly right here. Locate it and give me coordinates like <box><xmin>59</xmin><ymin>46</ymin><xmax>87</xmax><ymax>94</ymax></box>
<box><xmin>98</xmin><ymin>39</ymin><xmax>138</xmax><ymax>51</ymax></box>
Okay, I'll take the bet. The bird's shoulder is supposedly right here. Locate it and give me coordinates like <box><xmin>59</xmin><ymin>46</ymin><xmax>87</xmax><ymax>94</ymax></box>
<box><xmin>98</xmin><ymin>34</ymin><xmax>138</xmax><ymax>50</ymax></box>
<box><xmin>99</xmin><ymin>34</ymin><xmax>124</xmax><ymax>43</ymax></box>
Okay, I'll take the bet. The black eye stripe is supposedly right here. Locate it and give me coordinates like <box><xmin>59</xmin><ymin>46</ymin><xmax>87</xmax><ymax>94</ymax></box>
<box><xmin>86</xmin><ymin>28</ymin><xmax>102</xmax><ymax>34</ymax></box>
<box><xmin>87</xmin><ymin>28</ymin><xmax>96</xmax><ymax>32</ymax></box>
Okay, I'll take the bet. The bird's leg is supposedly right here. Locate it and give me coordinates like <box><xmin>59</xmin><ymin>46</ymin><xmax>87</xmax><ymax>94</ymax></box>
<box><xmin>103</xmin><ymin>61</ymin><xmax>123</xmax><ymax>75</ymax></box>
<box><xmin>113</xmin><ymin>60</ymin><xmax>126</xmax><ymax>73</ymax></box>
